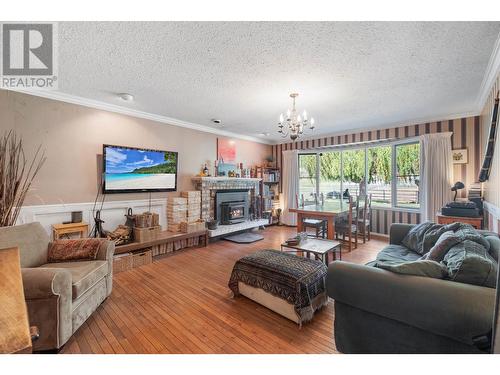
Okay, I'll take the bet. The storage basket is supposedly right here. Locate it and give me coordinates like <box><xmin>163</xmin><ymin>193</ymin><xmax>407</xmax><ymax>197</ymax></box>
<box><xmin>133</xmin><ymin>226</ymin><xmax>161</xmax><ymax>242</ymax></box>
<box><xmin>132</xmin><ymin>249</ymin><xmax>152</xmax><ymax>268</ymax></box>
<box><xmin>180</xmin><ymin>220</ymin><xmax>206</xmax><ymax>233</ymax></box>
<box><xmin>113</xmin><ymin>253</ymin><xmax>133</xmax><ymax>273</ymax></box>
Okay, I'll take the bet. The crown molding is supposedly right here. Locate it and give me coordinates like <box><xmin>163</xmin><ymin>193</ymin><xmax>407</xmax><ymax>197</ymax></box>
<box><xmin>476</xmin><ymin>31</ymin><xmax>500</xmax><ymax>112</ymax></box>
<box><xmin>272</xmin><ymin>111</ymin><xmax>479</xmax><ymax>145</ymax></box>
<box><xmin>6</xmin><ymin>89</ymin><xmax>274</xmax><ymax>145</ymax></box>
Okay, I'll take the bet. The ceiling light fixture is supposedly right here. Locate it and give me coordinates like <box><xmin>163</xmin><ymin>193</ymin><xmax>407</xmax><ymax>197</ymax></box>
<box><xmin>278</xmin><ymin>93</ymin><xmax>315</xmax><ymax>141</ymax></box>
<box><xmin>118</xmin><ymin>93</ymin><xmax>134</xmax><ymax>102</ymax></box>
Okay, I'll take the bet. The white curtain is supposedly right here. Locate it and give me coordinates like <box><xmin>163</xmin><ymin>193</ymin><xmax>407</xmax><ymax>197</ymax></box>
<box><xmin>420</xmin><ymin>132</ymin><xmax>453</xmax><ymax>222</ymax></box>
<box><xmin>281</xmin><ymin>150</ymin><xmax>299</xmax><ymax>226</ymax></box>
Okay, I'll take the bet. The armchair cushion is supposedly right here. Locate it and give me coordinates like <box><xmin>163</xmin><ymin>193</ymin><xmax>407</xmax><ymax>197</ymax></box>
<box><xmin>40</xmin><ymin>260</ymin><xmax>108</xmax><ymax>299</ymax></box>
<box><xmin>48</xmin><ymin>238</ymin><xmax>107</xmax><ymax>262</ymax></box>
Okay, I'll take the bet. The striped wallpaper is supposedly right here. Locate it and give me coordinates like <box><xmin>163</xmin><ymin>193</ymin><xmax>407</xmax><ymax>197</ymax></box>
<box><xmin>272</xmin><ymin>115</ymin><xmax>482</xmax><ymax>235</ymax></box>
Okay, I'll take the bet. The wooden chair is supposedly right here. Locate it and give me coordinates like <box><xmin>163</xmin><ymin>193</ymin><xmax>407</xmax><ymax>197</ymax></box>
<box><xmin>295</xmin><ymin>194</ymin><xmax>327</xmax><ymax>238</ymax></box>
<box><xmin>335</xmin><ymin>196</ymin><xmax>358</xmax><ymax>251</ymax></box>
<box><xmin>357</xmin><ymin>194</ymin><xmax>372</xmax><ymax>243</ymax></box>
<box><xmin>302</xmin><ymin>218</ymin><xmax>327</xmax><ymax>238</ymax></box>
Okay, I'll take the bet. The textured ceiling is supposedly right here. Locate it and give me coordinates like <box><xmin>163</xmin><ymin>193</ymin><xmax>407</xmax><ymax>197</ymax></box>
<box><xmin>55</xmin><ymin>22</ymin><xmax>500</xmax><ymax>143</ymax></box>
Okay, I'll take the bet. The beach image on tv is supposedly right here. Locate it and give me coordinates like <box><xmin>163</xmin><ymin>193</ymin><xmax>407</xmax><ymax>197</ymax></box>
<box><xmin>104</xmin><ymin>146</ymin><xmax>177</xmax><ymax>191</ymax></box>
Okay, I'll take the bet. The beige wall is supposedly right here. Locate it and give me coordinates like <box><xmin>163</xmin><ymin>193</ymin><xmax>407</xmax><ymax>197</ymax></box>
<box><xmin>0</xmin><ymin>90</ymin><xmax>271</xmax><ymax>206</ymax></box>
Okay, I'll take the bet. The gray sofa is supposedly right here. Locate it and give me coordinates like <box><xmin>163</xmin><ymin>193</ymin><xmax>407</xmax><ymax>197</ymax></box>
<box><xmin>0</xmin><ymin>222</ymin><xmax>114</xmax><ymax>351</ymax></box>
<box><xmin>327</xmin><ymin>223</ymin><xmax>498</xmax><ymax>354</ymax></box>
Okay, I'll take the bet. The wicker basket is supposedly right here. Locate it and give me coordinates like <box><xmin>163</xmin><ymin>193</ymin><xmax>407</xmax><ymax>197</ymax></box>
<box><xmin>133</xmin><ymin>226</ymin><xmax>161</xmax><ymax>242</ymax></box>
<box><xmin>113</xmin><ymin>253</ymin><xmax>133</xmax><ymax>274</ymax></box>
<box><xmin>132</xmin><ymin>249</ymin><xmax>152</xmax><ymax>268</ymax></box>
<box><xmin>180</xmin><ymin>220</ymin><xmax>206</xmax><ymax>233</ymax></box>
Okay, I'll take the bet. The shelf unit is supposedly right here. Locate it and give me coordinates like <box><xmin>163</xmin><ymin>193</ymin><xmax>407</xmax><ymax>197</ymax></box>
<box><xmin>255</xmin><ymin>166</ymin><xmax>281</xmax><ymax>225</ymax></box>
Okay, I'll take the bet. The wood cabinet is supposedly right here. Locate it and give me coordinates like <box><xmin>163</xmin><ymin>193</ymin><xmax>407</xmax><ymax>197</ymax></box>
<box><xmin>436</xmin><ymin>212</ymin><xmax>483</xmax><ymax>229</ymax></box>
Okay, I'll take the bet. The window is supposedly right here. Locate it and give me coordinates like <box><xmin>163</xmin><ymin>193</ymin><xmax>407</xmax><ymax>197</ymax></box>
<box><xmin>367</xmin><ymin>146</ymin><xmax>392</xmax><ymax>207</ymax></box>
<box><xmin>342</xmin><ymin>149</ymin><xmax>365</xmax><ymax>198</ymax></box>
<box><xmin>297</xmin><ymin>140</ymin><xmax>420</xmax><ymax>210</ymax></box>
<box><xmin>319</xmin><ymin>151</ymin><xmax>341</xmax><ymax>202</ymax></box>
<box><xmin>395</xmin><ymin>143</ymin><xmax>420</xmax><ymax>208</ymax></box>
<box><xmin>298</xmin><ymin>153</ymin><xmax>317</xmax><ymax>204</ymax></box>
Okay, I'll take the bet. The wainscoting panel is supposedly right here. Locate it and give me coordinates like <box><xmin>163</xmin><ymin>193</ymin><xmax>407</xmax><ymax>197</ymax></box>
<box><xmin>483</xmin><ymin>201</ymin><xmax>500</xmax><ymax>233</ymax></box>
<box><xmin>17</xmin><ymin>198</ymin><xmax>167</xmax><ymax>237</ymax></box>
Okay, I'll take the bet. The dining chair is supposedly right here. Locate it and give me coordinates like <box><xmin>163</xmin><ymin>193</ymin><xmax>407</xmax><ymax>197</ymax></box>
<box><xmin>335</xmin><ymin>196</ymin><xmax>358</xmax><ymax>251</ymax></box>
<box><xmin>357</xmin><ymin>194</ymin><xmax>372</xmax><ymax>243</ymax></box>
<box><xmin>295</xmin><ymin>194</ymin><xmax>328</xmax><ymax>238</ymax></box>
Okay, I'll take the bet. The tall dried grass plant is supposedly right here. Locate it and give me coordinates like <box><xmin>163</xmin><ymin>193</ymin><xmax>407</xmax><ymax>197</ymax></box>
<box><xmin>0</xmin><ymin>130</ymin><xmax>46</xmax><ymax>227</ymax></box>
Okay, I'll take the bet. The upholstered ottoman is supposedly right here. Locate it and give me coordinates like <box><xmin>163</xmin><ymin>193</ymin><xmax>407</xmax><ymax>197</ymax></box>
<box><xmin>228</xmin><ymin>249</ymin><xmax>329</xmax><ymax>326</ymax></box>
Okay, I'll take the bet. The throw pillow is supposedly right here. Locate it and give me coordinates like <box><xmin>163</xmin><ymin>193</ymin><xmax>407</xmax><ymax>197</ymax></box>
<box><xmin>401</xmin><ymin>222</ymin><xmax>462</xmax><ymax>255</ymax></box>
<box><xmin>443</xmin><ymin>240</ymin><xmax>498</xmax><ymax>288</ymax></box>
<box><xmin>48</xmin><ymin>238</ymin><xmax>105</xmax><ymax>263</ymax></box>
<box><xmin>422</xmin><ymin>230</ymin><xmax>459</xmax><ymax>262</ymax></box>
<box><xmin>401</xmin><ymin>222</ymin><xmax>435</xmax><ymax>253</ymax></box>
<box><xmin>374</xmin><ymin>260</ymin><xmax>448</xmax><ymax>279</ymax></box>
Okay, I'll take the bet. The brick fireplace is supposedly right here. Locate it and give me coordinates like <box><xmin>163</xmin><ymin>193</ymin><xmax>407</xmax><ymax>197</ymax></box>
<box><xmin>191</xmin><ymin>177</ymin><xmax>261</xmax><ymax>222</ymax></box>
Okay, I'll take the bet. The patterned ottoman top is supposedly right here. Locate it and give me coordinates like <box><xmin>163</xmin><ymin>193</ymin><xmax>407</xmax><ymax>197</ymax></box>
<box><xmin>228</xmin><ymin>249</ymin><xmax>328</xmax><ymax>324</ymax></box>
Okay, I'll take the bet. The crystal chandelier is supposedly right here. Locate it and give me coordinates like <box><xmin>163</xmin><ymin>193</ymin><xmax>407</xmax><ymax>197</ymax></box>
<box><xmin>278</xmin><ymin>93</ymin><xmax>315</xmax><ymax>141</ymax></box>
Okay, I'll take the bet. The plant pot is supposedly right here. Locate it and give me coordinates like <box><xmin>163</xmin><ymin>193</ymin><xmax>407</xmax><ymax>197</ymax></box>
<box><xmin>207</xmin><ymin>220</ymin><xmax>218</xmax><ymax>230</ymax></box>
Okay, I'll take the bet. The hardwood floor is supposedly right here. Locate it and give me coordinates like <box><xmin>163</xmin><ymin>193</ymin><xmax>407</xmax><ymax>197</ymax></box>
<box><xmin>60</xmin><ymin>226</ymin><xmax>386</xmax><ymax>354</ymax></box>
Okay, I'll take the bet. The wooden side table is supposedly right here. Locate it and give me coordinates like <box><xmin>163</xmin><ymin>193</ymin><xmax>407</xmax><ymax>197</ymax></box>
<box><xmin>52</xmin><ymin>222</ymin><xmax>89</xmax><ymax>240</ymax></box>
<box><xmin>436</xmin><ymin>212</ymin><xmax>483</xmax><ymax>229</ymax></box>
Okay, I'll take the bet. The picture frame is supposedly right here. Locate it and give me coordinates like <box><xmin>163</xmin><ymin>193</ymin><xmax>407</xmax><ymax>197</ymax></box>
<box><xmin>452</xmin><ymin>148</ymin><xmax>468</xmax><ymax>164</ymax></box>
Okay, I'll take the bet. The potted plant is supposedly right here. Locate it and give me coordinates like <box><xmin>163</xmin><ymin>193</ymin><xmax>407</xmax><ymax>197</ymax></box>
<box><xmin>206</xmin><ymin>216</ymin><xmax>218</xmax><ymax>230</ymax></box>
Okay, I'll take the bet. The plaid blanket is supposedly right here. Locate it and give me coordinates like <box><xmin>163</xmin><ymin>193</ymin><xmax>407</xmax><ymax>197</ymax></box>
<box><xmin>228</xmin><ymin>249</ymin><xmax>328</xmax><ymax>325</ymax></box>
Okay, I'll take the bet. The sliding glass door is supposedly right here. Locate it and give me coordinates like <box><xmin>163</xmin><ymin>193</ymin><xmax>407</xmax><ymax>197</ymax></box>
<box><xmin>319</xmin><ymin>151</ymin><xmax>341</xmax><ymax>202</ymax></box>
<box><xmin>341</xmin><ymin>149</ymin><xmax>365</xmax><ymax>198</ymax></box>
<box><xmin>367</xmin><ymin>145</ymin><xmax>392</xmax><ymax>207</ymax></box>
<box><xmin>298</xmin><ymin>153</ymin><xmax>317</xmax><ymax>204</ymax></box>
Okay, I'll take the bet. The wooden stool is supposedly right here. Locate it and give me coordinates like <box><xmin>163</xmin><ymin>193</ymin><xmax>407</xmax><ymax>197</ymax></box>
<box><xmin>52</xmin><ymin>222</ymin><xmax>89</xmax><ymax>240</ymax></box>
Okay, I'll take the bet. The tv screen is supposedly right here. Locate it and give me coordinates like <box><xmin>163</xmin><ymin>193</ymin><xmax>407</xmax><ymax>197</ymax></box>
<box><xmin>103</xmin><ymin>144</ymin><xmax>178</xmax><ymax>193</ymax></box>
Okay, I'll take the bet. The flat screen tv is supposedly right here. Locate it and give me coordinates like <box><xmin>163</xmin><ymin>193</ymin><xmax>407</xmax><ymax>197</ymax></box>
<box><xmin>103</xmin><ymin>144</ymin><xmax>178</xmax><ymax>193</ymax></box>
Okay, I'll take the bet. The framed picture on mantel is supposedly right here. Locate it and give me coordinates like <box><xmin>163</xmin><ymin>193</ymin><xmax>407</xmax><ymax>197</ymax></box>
<box><xmin>217</xmin><ymin>138</ymin><xmax>236</xmax><ymax>162</ymax></box>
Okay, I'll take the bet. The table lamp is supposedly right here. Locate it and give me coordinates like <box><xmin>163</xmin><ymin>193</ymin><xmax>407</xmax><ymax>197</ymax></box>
<box><xmin>451</xmin><ymin>181</ymin><xmax>465</xmax><ymax>201</ymax></box>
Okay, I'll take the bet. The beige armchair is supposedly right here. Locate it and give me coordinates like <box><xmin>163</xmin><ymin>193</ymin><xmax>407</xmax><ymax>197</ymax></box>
<box><xmin>0</xmin><ymin>222</ymin><xmax>114</xmax><ymax>351</ymax></box>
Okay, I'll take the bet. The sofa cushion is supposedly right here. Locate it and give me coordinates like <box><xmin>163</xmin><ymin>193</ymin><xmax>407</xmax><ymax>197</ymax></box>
<box><xmin>48</xmin><ymin>239</ymin><xmax>107</xmax><ymax>263</ymax></box>
<box><xmin>421</xmin><ymin>231</ymin><xmax>459</xmax><ymax>262</ymax></box>
<box><xmin>443</xmin><ymin>240</ymin><xmax>498</xmax><ymax>288</ymax></box>
<box><xmin>40</xmin><ymin>260</ymin><xmax>108</xmax><ymax>299</ymax></box>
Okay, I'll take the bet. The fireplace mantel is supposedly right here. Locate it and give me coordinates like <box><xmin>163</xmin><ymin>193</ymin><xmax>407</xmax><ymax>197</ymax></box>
<box><xmin>191</xmin><ymin>177</ymin><xmax>262</xmax><ymax>182</ymax></box>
